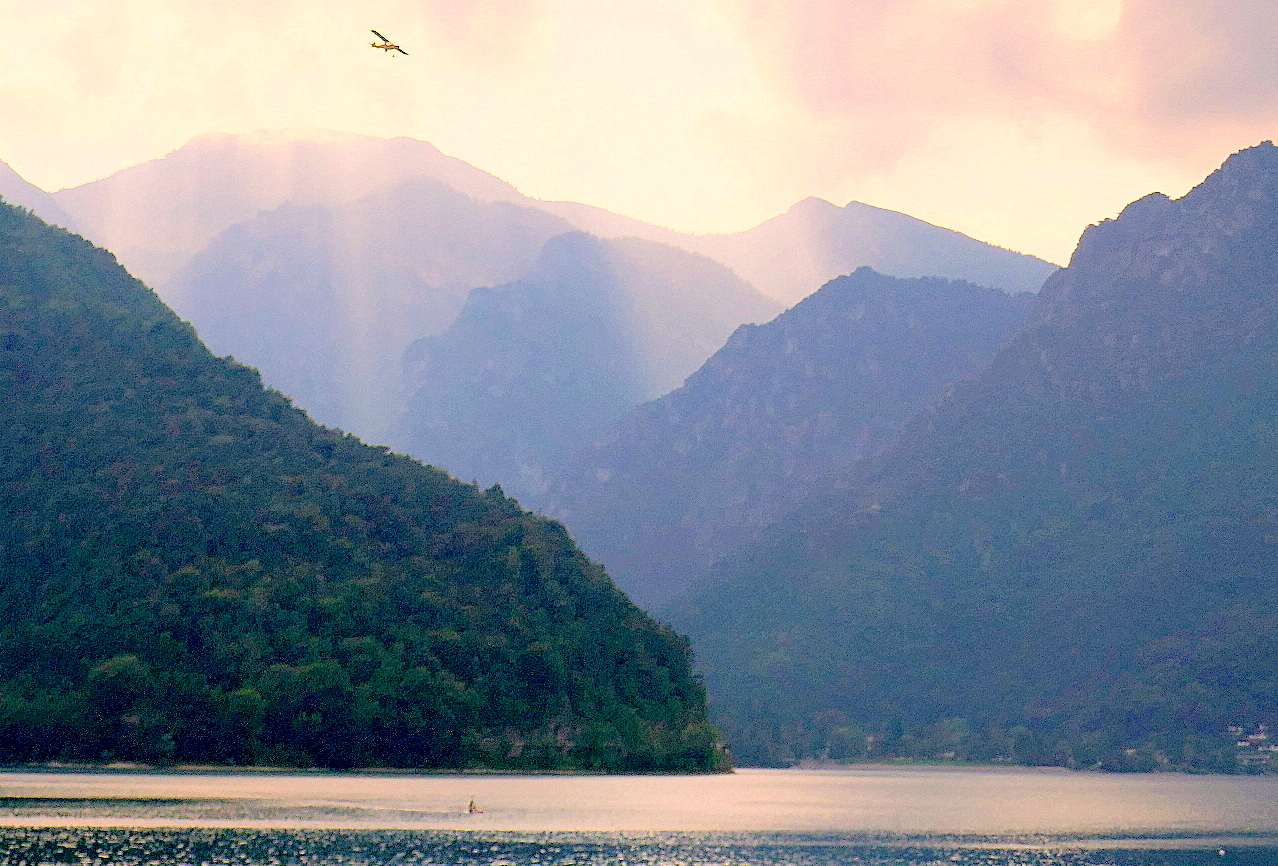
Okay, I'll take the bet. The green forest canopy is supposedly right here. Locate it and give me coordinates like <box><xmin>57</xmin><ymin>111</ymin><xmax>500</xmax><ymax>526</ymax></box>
<box><xmin>0</xmin><ymin>199</ymin><xmax>725</xmax><ymax>772</ymax></box>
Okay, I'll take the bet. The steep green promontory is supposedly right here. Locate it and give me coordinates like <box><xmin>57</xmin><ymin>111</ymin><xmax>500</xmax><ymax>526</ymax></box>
<box><xmin>0</xmin><ymin>200</ymin><xmax>724</xmax><ymax>772</ymax></box>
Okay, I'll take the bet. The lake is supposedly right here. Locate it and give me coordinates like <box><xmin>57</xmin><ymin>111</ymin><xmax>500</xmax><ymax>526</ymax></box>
<box><xmin>0</xmin><ymin>766</ymin><xmax>1273</xmax><ymax>865</ymax></box>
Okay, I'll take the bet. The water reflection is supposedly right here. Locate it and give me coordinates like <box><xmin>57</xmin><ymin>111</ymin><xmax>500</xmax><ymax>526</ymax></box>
<box><xmin>0</xmin><ymin>826</ymin><xmax>1274</xmax><ymax>866</ymax></box>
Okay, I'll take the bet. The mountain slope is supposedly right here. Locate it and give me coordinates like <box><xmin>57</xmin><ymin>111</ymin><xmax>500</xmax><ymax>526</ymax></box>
<box><xmin>400</xmin><ymin>232</ymin><xmax>779</xmax><ymax>507</ymax></box>
<box><xmin>0</xmin><ymin>161</ymin><xmax>77</xmax><ymax>232</ymax></box>
<box><xmin>59</xmin><ymin>133</ymin><xmax>782</xmax><ymax>470</ymax></box>
<box><xmin>165</xmin><ymin>177</ymin><xmax>577</xmax><ymax>440</ymax></box>
<box><xmin>0</xmin><ymin>201</ymin><xmax>723</xmax><ymax>772</ymax></box>
<box><xmin>688</xmin><ymin>197</ymin><xmax>1059</xmax><ymax>306</ymax></box>
<box><xmin>52</xmin><ymin>130</ymin><xmax>1056</xmax><ymax>310</ymax></box>
<box><xmin>546</xmin><ymin>269</ymin><xmax>1032</xmax><ymax>609</ymax></box>
<box><xmin>52</xmin><ymin>130</ymin><xmax>527</xmax><ymax>288</ymax></box>
<box><xmin>669</xmin><ymin>142</ymin><xmax>1278</xmax><ymax>771</ymax></box>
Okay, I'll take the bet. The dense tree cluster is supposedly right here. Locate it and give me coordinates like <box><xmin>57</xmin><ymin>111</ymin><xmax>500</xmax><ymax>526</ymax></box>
<box><xmin>0</xmin><ymin>201</ymin><xmax>725</xmax><ymax>772</ymax></box>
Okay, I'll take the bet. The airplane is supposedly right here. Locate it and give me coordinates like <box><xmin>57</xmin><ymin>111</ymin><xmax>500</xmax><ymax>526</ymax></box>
<box><xmin>370</xmin><ymin>30</ymin><xmax>408</xmax><ymax>55</ymax></box>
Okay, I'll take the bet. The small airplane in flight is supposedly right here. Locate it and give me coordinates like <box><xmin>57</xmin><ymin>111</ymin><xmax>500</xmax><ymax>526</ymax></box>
<box><xmin>370</xmin><ymin>30</ymin><xmax>408</xmax><ymax>55</ymax></box>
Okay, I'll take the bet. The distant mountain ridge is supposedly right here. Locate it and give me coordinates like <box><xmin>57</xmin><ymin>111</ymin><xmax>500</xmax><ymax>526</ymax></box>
<box><xmin>667</xmin><ymin>142</ymin><xmax>1278</xmax><ymax>771</ymax></box>
<box><xmin>686</xmin><ymin>197</ymin><xmax>1058</xmax><ymax>306</ymax></box>
<box><xmin>24</xmin><ymin>131</ymin><xmax>1056</xmax><ymax>505</ymax></box>
<box><xmin>0</xmin><ymin>161</ymin><xmax>78</xmax><ymax>234</ymax></box>
<box><xmin>48</xmin><ymin>131</ymin><xmax>1058</xmax><ymax>305</ymax></box>
<box><xmin>545</xmin><ymin>268</ymin><xmax>1033</xmax><ymax>609</ymax></box>
<box><xmin>52</xmin><ymin>130</ymin><xmax>528</xmax><ymax>288</ymax></box>
<box><xmin>165</xmin><ymin>177</ymin><xmax>581</xmax><ymax>441</ymax></box>
<box><xmin>45</xmin><ymin>132</ymin><xmax>786</xmax><ymax>483</ymax></box>
<box><xmin>400</xmin><ymin>232</ymin><xmax>778</xmax><ymax>505</ymax></box>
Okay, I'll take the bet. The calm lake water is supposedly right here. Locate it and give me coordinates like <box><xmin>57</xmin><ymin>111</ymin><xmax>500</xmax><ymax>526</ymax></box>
<box><xmin>0</xmin><ymin>766</ymin><xmax>1273</xmax><ymax>865</ymax></box>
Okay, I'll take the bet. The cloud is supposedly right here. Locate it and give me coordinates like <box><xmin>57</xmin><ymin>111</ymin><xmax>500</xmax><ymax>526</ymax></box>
<box><xmin>416</xmin><ymin>0</ymin><xmax>550</xmax><ymax>62</ymax></box>
<box><xmin>1113</xmin><ymin>0</ymin><xmax>1278</xmax><ymax>140</ymax></box>
<box><xmin>728</xmin><ymin>0</ymin><xmax>1278</xmax><ymax>168</ymax></box>
<box><xmin>3</xmin><ymin>0</ymin><xmax>1276</xmax><ymax>260</ymax></box>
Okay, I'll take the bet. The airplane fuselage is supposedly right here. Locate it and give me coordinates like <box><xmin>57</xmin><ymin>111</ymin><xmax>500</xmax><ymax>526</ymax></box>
<box><xmin>369</xmin><ymin>31</ymin><xmax>408</xmax><ymax>55</ymax></box>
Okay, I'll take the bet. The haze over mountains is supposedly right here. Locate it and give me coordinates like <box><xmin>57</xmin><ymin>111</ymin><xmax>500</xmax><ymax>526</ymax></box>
<box><xmin>667</xmin><ymin>142</ymin><xmax>1278</xmax><ymax>770</ymax></box>
<box><xmin>44</xmin><ymin>130</ymin><xmax>1057</xmax><ymax>305</ymax></box>
<box><xmin>402</xmin><ymin>232</ymin><xmax>775</xmax><ymax>500</ymax></box>
<box><xmin>165</xmin><ymin>177</ymin><xmax>579</xmax><ymax>442</ymax></box>
<box><xmin>685</xmin><ymin>197</ymin><xmax>1055</xmax><ymax>307</ymax></box>
<box><xmin>0</xmin><ymin>162</ymin><xmax>77</xmax><ymax>235</ymax></box>
<box><xmin>51</xmin><ymin>130</ymin><xmax>530</xmax><ymax>289</ymax></box>
<box><xmin>545</xmin><ymin>269</ymin><xmax>1034</xmax><ymax>609</ymax></box>
<box><xmin>14</xmin><ymin>130</ymin><xmax>1055</xmax><ymax>507</ymax></box>
<box><xmin>14</xmin><ymin>129</ymin><xmax>1275</xmax><ymax>775</ymax></box>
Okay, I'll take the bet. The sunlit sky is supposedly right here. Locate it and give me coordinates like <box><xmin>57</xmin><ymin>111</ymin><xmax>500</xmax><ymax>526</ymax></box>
<box><xmin>4</xmin><ymin>0</ymin><xmax>1278</xmax><ymax>263</ymax></box>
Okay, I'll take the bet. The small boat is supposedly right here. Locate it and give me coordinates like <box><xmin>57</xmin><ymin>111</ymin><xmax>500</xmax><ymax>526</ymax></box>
<box><xmin>467</xmin><ymin>799</ymin><xmax>483</xmax><ymax>814</ymax></box>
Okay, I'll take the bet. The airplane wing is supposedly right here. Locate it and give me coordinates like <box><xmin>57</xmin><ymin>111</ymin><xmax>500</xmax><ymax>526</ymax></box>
<box><xmin>371</xmin><ymin>30</ymin><xmax>388</xmax><ymax>41</ymax></box>
<box><xmin>395</xmin><ymin>46</ymin><xmax>409</xmax><ymax>55</ymax></box>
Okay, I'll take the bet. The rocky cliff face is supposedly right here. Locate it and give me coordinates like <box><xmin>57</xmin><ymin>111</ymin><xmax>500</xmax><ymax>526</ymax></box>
<box><xmin>668</xmin><ymin>142</ymin><xmax>1278</xmax><ymax>769</ymax></box>
<box><xmin>868</xmin><ymin>140</ymin><xmax>1278</xmax><ymax>505</ymax></box>
<box><xmin>546</xmin><ymin>268</ymin><xmax>1031</xmax><ymax>609</ymax></box>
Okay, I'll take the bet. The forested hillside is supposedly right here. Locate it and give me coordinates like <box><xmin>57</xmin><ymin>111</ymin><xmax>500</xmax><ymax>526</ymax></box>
<box><xmin>547</xmin><ymin>269</ymin><xmax>1032</xmax><ymax>609</ymax></box>
<box><xmin>669</xmin><ymin>143</ymin><xmax>1278</xmax><ymax>772</ymax></box>
<box><xmin>0</xmin><ymin>200</ymin><xmax>724</xmax><ymax>773</ymax></box>
<box><xmin>401</xmin><ymin>232</ymin><xmax>777</xmax><ymax>506</ymax></box>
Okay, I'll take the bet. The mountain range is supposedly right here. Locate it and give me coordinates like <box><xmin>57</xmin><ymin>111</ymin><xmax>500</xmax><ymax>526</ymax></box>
<box><xmin>163</xmin><ymin>176</ymin><xmax>580</xmax><ymax>442</ymax></box>
<box><xmin>10</xmin><ymin>129</ymin><xmax>1266</xmax><ymax>775</ymax></box>
<box><xmin>43</xmin><ymin>130</ymin><xmax>1058</xmax><ymax>305</ymax></box>
<box><xmin>545</xmin><ymin>268</ymin><xmax>1034</xmax><ymax>609</ymax></box>
<box><xmin>15</xmin><ymin>131</ymin><xmax>1055</xmax><ymax>506</ymax></box>
<box><xmin>664</xmin><ymin>142</ymin><xmax>1278</xmax><ymax>771</ymax></box>
<box><xmin>685</xmin><ymin>196</ymin><xmax>1055</xmax><ymax>307</ymax></box>
<box><xmin>400</xmin><ymin>232</ymin><xmax>775</xmax><ymax>501</ymax></box>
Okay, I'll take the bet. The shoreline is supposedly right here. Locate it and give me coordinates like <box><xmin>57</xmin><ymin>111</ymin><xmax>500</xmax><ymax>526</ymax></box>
<box><xmin>1</xmin><ymin>762</ymin><xmax>733</xmax><ymax>777</ymax></box>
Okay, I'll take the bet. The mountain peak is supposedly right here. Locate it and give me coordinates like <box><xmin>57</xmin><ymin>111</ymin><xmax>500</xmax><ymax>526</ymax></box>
<box><xmin>1176</xmin><ymin>139</ymin><xmax>1278</xmax><ymax>214</ymax></box>
<box><xmin>1212</xmin><ymin>139</ymin><xmax>1278</xmax><ymax>178</ymax></box>
<box><xmin>1057</xmin><ymin>140</ymin><xmax>1278</xmax><ymax>281</ymax></box>
<box><xmin>786</xmin><ymin>196</ymin><xmax>841</xmax><ymax>215</ymax></box>
<box><xmin>671</xmin><ymin>142</ymin><xmax>1278</xmax><ymax>770</ymax></box>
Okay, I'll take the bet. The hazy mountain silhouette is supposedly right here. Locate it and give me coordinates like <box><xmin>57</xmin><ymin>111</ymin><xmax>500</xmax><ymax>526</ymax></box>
<box><xmin>688</xmin><ymin>197</ymin><xmax>1059</xmax><ymax>306</ymax></box>
<box><xmin>546</xmin><ymin>269</ymin><xmax>1032</xmax><ymax>609</ymax></box>
<box><xmin>668</xmin><ymin>142</ymin><xmax>1278</xmax><ymax>771</ymax></box>
<box><xmin>0</xmin><ymin>159</ymin><xmax>77</xmax><ymax>232</ymax></box>
<box><xmin>401</xmin><ymin>232</ymin><xmax>779</xmax><ymax>506</ymax></box>
<box><xmin>50</xmin><ymin>131</ymin><xmax>782</xmax><ymax>474</ymax></box>
<box><xmin>51</xmin><ymin>129</ymin><xmax>1058</xmax><ymax>311</ymax></box>
<box><xmin>53</xmin><ymin>130</ymin><xmax>528</xmax><ymax>288</ymax></box>
<box><xmin>165</xmin><ymin>177</ymin><xmax>578</xmax><ymax>441</ymax></box>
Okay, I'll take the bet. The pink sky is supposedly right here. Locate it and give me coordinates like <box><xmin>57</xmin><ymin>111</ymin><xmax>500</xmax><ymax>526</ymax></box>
<box><xmin>2</xmin><ymin>0</ymin><xmax>1278</xmax><ymax>262</ymax></box>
